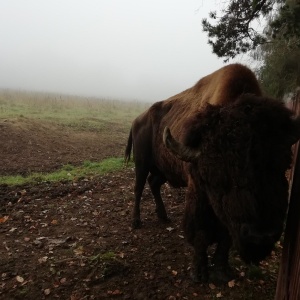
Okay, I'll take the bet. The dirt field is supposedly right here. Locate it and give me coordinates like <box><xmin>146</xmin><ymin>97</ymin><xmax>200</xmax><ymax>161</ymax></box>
<box><xmin>0</xmin><ymin>118</ymin><xmax>281</xmax><ymax>299</ymax></box>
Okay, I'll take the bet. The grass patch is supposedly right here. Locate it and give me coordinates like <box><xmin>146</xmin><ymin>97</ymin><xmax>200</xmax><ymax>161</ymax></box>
<box><xmin>0</xmin><ymin>158</ymin><xmax>133</xmax><ymax>186</ymax></box>
<box><xmin>0</xmin><ymin>89</ymin><xmax>150</xmax><ymax>131</ymax></box>
<box><xmin>87</xmin><ymin>251</ymin><xmax>128</xmax><ymax>281</ymax></box>
<box><xmin>247</xmin><ymin>264</ymin><xmax>264</xmax><ymax>280</ymax></box>
<box><xmin>89</xmin><ymin>251</ymin><xmax>116</xmax><ymax>263</ymax></box>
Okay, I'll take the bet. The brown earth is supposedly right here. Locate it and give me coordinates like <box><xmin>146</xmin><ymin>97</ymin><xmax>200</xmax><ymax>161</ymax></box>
<box><xmin>0</xmin><ymin>117</ymin><xmax>126</xmax><ymax>175</ymax></box>
<box><xmin>0</xmin><ymin>118</ymin><xmax>281</xmax><ymax>299</ymax></box>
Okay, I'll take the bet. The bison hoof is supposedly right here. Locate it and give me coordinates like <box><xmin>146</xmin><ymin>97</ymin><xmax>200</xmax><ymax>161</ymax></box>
<box><xmin>158</xmin><ymin>216</ymin><xmax>171</xmax><ymax>223</ymax></box>
<box><xmin>132</xmin><ymin>219</ymin><xmax>142</xmax><ymax>229</ymax></box>
<box><xmin>155</xmin><ymin>209</ymin><xmax>171</xmax><ymax>223</ymax></box>
<box><xmin>190</xmin><ymin>268</ymin><xmax>208</xmax><ymax>283</ymax></box>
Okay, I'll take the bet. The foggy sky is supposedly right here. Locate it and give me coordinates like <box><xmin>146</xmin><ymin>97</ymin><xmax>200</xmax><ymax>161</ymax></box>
<box><xmin>0</xmin><ymin>0</ymin><xmax>226</xmax><ymax>102</ymax></box>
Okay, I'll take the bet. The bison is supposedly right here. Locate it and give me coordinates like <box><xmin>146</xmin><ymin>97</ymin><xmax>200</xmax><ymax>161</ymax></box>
<box><xmin>124</xmin><ymin>64</ymin><xmax>300</xmax><ymax>283</ymax></box>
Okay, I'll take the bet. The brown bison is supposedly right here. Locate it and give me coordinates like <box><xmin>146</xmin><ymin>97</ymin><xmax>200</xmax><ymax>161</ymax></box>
<box><xmin>124</xmin><ymin>64</ymin><xmax>300</xmax><ymax>283</ymax></box>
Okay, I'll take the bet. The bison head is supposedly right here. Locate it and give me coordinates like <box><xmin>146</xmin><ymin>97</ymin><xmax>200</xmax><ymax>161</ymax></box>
<box><xmin>164</xmin><ymin>94</ymin><xmax>300</xmax><ymax>263</ymax></box>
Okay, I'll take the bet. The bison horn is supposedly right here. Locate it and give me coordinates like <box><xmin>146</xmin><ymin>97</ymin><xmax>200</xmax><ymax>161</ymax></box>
<box><xmin>163</xmin><ymin>127</ymin><xmax>201</xmax><ymax>162</ymax></box>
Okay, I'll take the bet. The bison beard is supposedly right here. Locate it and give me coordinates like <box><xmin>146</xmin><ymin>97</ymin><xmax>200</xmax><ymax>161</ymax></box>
<box><xmin>125</xmin><ymin>64</ymin><xmax>300</xmax><ymax>284</ymax></box>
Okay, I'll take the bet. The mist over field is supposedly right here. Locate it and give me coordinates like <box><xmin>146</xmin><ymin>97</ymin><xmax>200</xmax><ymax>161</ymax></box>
<box><xmin>0</xmin><ymin>0</ymin><xmax>224</xmax><ymax>102</ymax></box>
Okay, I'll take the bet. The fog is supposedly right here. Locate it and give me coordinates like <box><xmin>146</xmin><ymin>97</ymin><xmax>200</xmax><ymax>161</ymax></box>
<box><xmin>0</xmin><ymin>0</ymin><xmax>226</xmax><ymax>102</ymax></box>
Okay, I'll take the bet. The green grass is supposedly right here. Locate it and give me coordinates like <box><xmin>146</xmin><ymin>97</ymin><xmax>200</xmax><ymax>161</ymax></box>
<box><xmin>247</xmin><ymin>264</ymin><xmax>264</xmax><ymax>280</ymax></box>
<box><xmin>89</xmin><ymin>251</ymin><xmax>116</xmax><ymax>262</ymax></box>
<box><xmin>0</xmin><ymin>89</ymin><xmax>141</xmax><ymax>185</ymax></box>
<box><xmin>0</xmin><ymin>158</ymin><xmax>133</xmax><ymax>186</ymax></box>
<box><xmin>0</xmin><ymin>89</ymin><xmax>150</xmax><ymax>131</ymax></box>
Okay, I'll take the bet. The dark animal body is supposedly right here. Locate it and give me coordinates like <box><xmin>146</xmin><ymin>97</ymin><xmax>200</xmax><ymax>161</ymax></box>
<box><xmin>125</xmin><ymin>64</ymin><xmax>300</xmax><ymax>283</ymax></box>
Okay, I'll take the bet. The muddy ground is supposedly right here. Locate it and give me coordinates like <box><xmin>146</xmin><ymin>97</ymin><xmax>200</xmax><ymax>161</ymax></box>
<box><xmin>0</xmin><ymin>118</ymin><xmax>281</xmax><ymax>299</ymax></box>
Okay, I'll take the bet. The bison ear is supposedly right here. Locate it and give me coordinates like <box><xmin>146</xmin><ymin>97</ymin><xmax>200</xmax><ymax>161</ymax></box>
<box><xmin>290</xmin><ymin>116</ymin><xmax>300</xmax><ymax>145</ymax></box>
<box><xmin>163</xmin><ymin>127</ymin><xmax>201</xmax><ymax>162</ymax></box>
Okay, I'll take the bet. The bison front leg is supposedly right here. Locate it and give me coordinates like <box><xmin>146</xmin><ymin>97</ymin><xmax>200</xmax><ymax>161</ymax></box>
<box><xmin>147</xmin><ymin>173</ymin><xmax>170</xmax><ymax>223</ymax></box>
<box><xmin>210</xmin><ymin>226</ymin><xmax>235</xmax><ymax>283</ymax></box>
<box><xmin>183</xmin><ymin>187</ymin><xmax>210</xmax><ymax>283</ymax></box>
<box><xmin>190</xmin><ymin>232</ymin><xmax>210</xmax><ymax>283</ymax></box>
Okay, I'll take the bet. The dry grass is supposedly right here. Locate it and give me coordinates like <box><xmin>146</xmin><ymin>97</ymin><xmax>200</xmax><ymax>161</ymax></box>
<box><xmin>0</xmin><ymin>89</ymin><xmax>150</xmax><ymax>130</ymax></box>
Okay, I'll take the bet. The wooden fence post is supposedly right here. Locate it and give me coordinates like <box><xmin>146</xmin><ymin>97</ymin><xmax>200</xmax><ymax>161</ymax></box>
<box><xmin>275</xmin><ymin>90</ymin><xmax>300</xmax><ymax>300</ymax></box>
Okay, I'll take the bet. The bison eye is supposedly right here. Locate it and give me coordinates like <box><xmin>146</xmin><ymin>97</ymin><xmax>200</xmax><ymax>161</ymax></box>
<box><xmin>244</xmin><ymin>105</ymin><xmax>252</xmax><ymax>114</ymax></box>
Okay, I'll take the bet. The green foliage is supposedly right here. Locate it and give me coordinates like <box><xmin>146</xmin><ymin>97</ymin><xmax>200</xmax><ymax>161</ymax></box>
<box><xmin>255</xmin><ymin>39</ymin><xmax>300</xmax><ymax>97</ymax></box>
<box><xmin>0</xmin><ymin>158</ymin><xmax>132</xmax><ymax>186</ymax></box>
<box><xmin>202</xmin><ymin>0</ymin><xmax>300</xmax><ymax>61</ymax></box>
<box><xmin>203</xmin><ymin>1</ymin><xmax>300</xmax><ymax>94</ymax></box>
<box><xmin>252</xmin><ymin>2</ymin><xmax>300</xmax><ymax>97</ymax></box>
<box><xmin>270</xmin><ymin>1</ymin><xmax>300</xmax><ymax>40</ymax></box>
<box><xmin>202</xmin><ymin>0</ymin><xmax>272</xmax><ymax>61</ymax></box>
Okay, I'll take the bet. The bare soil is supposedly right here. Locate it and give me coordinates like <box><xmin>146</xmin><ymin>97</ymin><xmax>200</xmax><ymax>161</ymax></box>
<box><xmin>0</xmin><ymin>118</ymin><xmax>281</xmax><ymax>299</ymax></box>
<box><xmin>0</xmin><ymin>117</ymin><xmax>126</xmax><ymax>175</ymax></box>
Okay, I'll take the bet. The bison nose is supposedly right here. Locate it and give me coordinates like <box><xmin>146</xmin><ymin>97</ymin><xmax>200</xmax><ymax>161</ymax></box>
<box><xmin>240</xmin><ymin>223</ymin><xmax>278</xmax><ymax>245</ymax></box>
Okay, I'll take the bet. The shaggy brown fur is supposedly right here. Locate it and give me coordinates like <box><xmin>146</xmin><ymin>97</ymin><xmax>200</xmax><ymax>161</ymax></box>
<box><xmin>124</xmin><ymin>64</ymin><xmax>300</xmax><ymax>283</ymax></box>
